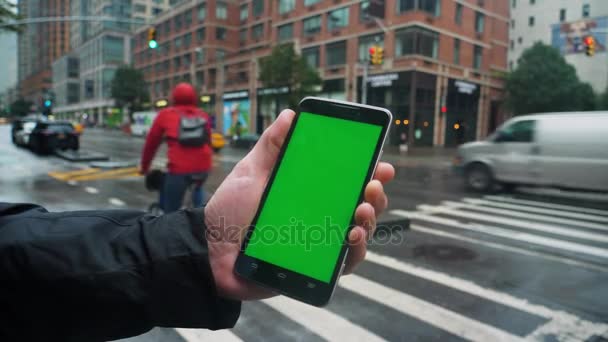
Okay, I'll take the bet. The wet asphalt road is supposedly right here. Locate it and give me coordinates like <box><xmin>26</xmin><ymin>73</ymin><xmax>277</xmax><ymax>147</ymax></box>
<box><xmin>1</xmin><ymin>124</ymin><xmax>608</xmax><ymax>342</ymax></box>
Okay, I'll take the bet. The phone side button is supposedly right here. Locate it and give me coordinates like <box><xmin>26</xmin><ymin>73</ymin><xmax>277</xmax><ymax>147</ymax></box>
<box><xmin>277</xmin><ymin>272</ymin><xmax>287</xmax><ymax>279</ymax></box>
<box><xmin>250</xmin><ymin>262</ymin><xmax>258</xmax><ymax>269</ymax></box>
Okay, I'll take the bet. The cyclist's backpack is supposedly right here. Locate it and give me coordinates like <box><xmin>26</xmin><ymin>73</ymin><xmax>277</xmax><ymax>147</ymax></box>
<box><xmin>178</xmin><ymin>111</ymin><xmax>207</xmax><ymax>147</ymax></box>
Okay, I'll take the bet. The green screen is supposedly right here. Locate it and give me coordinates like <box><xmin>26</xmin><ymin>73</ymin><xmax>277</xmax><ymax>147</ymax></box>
<box><xmin>245</xmin><ymin>111</ymin><xmax>382</xmax><ymax>283</ymax></box>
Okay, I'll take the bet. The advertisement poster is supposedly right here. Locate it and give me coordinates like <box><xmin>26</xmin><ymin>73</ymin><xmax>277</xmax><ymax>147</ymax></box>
<box><xmin>223</xmin><ymin>99</ymin><xmax>250</xmax><ymax>136</ymax></box>
<box><xmin>552</xmin><ymin>17</ymin><xmax>607</xmax><ymax>55</ymax></box>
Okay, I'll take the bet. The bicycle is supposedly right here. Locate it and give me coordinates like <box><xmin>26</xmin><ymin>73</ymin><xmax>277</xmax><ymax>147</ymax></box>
<box><xmin>146</xmin><ymin>170</ymin><xmax>208</xmax><ymax>215</ymax></box>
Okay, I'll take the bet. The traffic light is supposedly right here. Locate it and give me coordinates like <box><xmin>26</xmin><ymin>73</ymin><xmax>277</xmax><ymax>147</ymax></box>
<box><xmin>369</xmin><ymin>45</ymin><xmax>384</xmax><ymax>65</ymax></box>
<box><xmin>44</xmin><ymin>100</ymin><xmax>52</xmax><ymax>108</ymax></box>
<box><xmin>369</xmin><ymin>46</ymin><xmax>376</xmax><ymax>65</ymax></box>
<box><xmin>148</xmin><ymin>28</ymin><xmax>158</xmax><ymax>49</ymax></box>
<box><xmin>583</xmin><ymin>35</ymin><xmax>595</xmax><ymax>56</ymax></box>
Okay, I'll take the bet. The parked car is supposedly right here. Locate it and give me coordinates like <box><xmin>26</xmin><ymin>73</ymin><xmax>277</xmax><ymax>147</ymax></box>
<box><xmin>454</xmin><ymin>112</ymin><xmax>608</xmax><ymax>192</ymax></box>
<box><xmin>211</xmin><ymin>132</ymin><xmax>226</xmax><ymax>152</ymax></box>
<box><xmin>29</xmin><ymin>121</ymin><xmax>80</xmax><ymax>154</ymax></box>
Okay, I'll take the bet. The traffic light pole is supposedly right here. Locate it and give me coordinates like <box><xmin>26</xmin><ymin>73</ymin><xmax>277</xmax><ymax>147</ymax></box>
<box><xmin>361</xmin><ymin>62</ymin><xmax>369</xmax><ymax>105</ymax></box>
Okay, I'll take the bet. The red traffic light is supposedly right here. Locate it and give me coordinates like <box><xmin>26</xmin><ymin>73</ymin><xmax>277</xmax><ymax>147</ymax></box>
<box><xmin>369</xmin><ymin>46</ymin><xmax>376</xmax><ymax>54</ymax></box>
<box><xmin>583</xmin><ymin>35</ymin><xmax>595</xmax><ymax>46</ymax></box>
<box><xmin>441</xmin><ymin>106</ymin><xmax>447</xmax><ymax>113</ymax></box>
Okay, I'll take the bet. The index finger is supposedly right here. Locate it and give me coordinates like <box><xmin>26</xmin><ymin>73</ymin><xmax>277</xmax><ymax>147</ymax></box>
<box><xmin>373</xmin><ymin>162</ymin><xmax>395</xmax><ymax>184</ymax></box>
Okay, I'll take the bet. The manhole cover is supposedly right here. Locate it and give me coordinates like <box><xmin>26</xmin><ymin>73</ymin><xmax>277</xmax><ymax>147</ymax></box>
<box><xmin>413</xmin><ymin>244</ymin><xmax>477</xmax><ymax>261</ymax></box>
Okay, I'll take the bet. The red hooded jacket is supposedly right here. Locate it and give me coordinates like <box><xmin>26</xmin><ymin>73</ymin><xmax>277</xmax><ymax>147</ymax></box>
<box><xmin>140</xmin><ymin>83</ymin><xmax>213</xmax><ymax>174</ymax></box>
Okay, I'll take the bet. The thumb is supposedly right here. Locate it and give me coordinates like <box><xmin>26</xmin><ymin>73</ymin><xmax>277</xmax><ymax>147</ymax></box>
<box><xmin>246</xmin><ymin>109</ymin><xmax>295</xmax><ymax>172</ymax></box>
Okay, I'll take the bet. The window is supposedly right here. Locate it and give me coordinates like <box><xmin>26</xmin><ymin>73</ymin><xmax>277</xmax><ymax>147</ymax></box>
<box><xmin>239</xmin><ymin>29</ymin><xmax>247</xmax><ymax>42</ymax></box>
<box><xmin>453</xmin><ymin>38</ymin><xmax>460</xmax><ymax>65</ymax></box>
<box><xmin>303</xmin><ymin>15</ymin><xmax>321</xmax><ymax>35</ymax></box>
<box><xmin>455</xmin><ymin>3</ymin><xmax>463</xmax><ymax>25</ymax></box>
<box><xmin>215</xmin><ymin>27</ymin><xmax>226</xmax><ymax>40</ymax></box>
<box><xmin>184</xmin><ymin>32</ymin><xmax>192</xmax><ymax>47</ymax></box>
<box><xmin>518</xmin><ymin>36</ymin><xmax>522</xmax><ymax>44</ymax></box>
<box><xmin>360</xmin><ymin>0</ymin><xmax>370</xmax><ymax>22</ymax></box>
<box><xmin>511</xmin><ymin>19</ymin><xmax>515</xmax><ymax>29</ymax></box>
<box><xmin>197</xmin><ymin>27</ymin><xmax>206</xmax><ymax>41</ymax></box>
<box><xmin>174</xmin><ymin>56</ymin><xmax>181</xmax><ymax>69</ymax></box>
<box><xmin>528</xmin><ymin>16</ymin><xmax>534</xmax><ymax>27</ymax></box>
<box><xmin>475</xmin><ymin>12</ymin><xmax>484</xmax><ymax>33</ymax></box>
<box><xmin>529</xmin><ymin>0</ymin><xmax>534</xmax><ymax>4</ymax></box>
<box><xmin>305</xmin><ymin>0</ymin><xmax>320</xmax><ymax>6</ymax></box>
<box><xmin>512</xmin><ymin>0</ymin><xmax>516</xmax><ymax>8</ymax></box>
<box><xmin>198</xmin><ymin>4</ymin><xmax>206</xmax><ymax>20</ymax></box>
<box><xmin>240</xmin><ymin>4</ymin><xmax>248</xmax><ymax>20</ymax></box>
<box><xmin>174</xmin><ymin>14</ymin><xmax>182</xmax><ymax>30</ymax></box>
<box><xmin>509</xmin><ymin>61</ymin><xmax>513</xmax><ymax>70</ymax></box>
<box><xmin>395</xmin><ymin>26</ymin><xmax>439</xmax><ymax>58</ymax></box>
<box><xmin>582</xmin><ymin>4</ymin><xmax>590</xmax><ymax>18</ymax></box>
<box><xmin>510</xmin><ymin>40</ymin><xmax>514</xmax><ymax>50</ymax></box>
<box><xmin>358</xmin><ymin>34</ymin><xmax>384</xmax><ymax>62</ymax></box>
<box><xmin>328</xmin><ymin>7</ymin><xmax>349</xmax><ymax>31</ymax></box>
<box><xmin>252</xmin><ymin>23</ymin><xmax>264</xmax><ymax>40</ymax></box>
<box><xmin>216</xmin><ymin>49</ymin><xmax>226</xmax><ymax>61</ymax></box>
<box><xmin>278</xmin><ymin>23</ymin><xmax>293</xmax><ymax>41</ymax></box>
<box><xmin>135</xmin><ymin>4</ymin><xmax>146</xmax><ymax>13</ymax></box>
<box><xmin>397</xmin><ymin>0</ymin><xmax>440</xmax><ymax>16</ymax></box>
<box><xmin>559</xmin><ymin>9</ymin><xmax>566</xmax><ymax>22</ymax></box>
<box><xmin>302</xmin><ymin>47</ymin><xmax>319</xmax><ymax>68</ymax></box>
<box><xmin>473</xmin><ymin>45</ymin><xmax>482</xmax><ymax>69</ymax></box>
<box><xmin>152</xmin><ymin>7</ymin><xmax>162</xmax><ymax>15</ymax></box>
<box><xmin>216</xmin><ymin>2</ymin><xmax>227</xmax><ymax>19</ymax></box>
<box><xmin>175</xmin><ymin>36</ymin><xmax>182</xmax><ymax>49</ymax></box>
<box><xmin>183</xmin><ymin>53</ymin><xmax>191</xmax><ymax>66</ymax></box>
<box><xmin>326</xmin><ymin>41</ymin><xmax>346</xmax><ymax>66</ymax></box>
<box><xmin>253</xmin><ymin>0</ymin><xmax>264</xmax><ymax>16</ymax></box>
<box><xmin>279</xmin><ymin>0</ymin><xmax>295</xmax><ymax>14</ymax></box>
<box><xmin>196</xmin><ymin>48</ymin><xmax>205</xmax><ymax>63</ymax></box>
<box><xmin>102</xmin><ymin>36</ymin><xmax>124</xmax><ymax>63</ymax></box>
<box><xmin>498</xmin><ymin>120</ymin><xmax>535</xmax><ymax>143</ymax></box>
<box><xmin>184</xmin><ymin>11</ymin><xmax>192</xmax><ymax>27</ymax></box>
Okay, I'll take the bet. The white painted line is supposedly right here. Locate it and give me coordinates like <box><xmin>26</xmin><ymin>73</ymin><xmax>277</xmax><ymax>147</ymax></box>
<box><xmin>485</xmin><ymin>195</ymin><xmax>608</xmax><ymax>216</ymax></box>
<box><xmin>175</xmin><ymin>328</ymin><xmax>243</xmax><ymax>342</ymax></box>
<box><xmin>462</xmin><ymin>198</ymin><xmax>608</xmax><ymax>224</ymax></box>
<box><xmin>263</xmin><ymin>296</ymin><xmax>385</xmax><ymax>342</ymax></box>
<box><xmin>392</xmin><ymin>209</ymin><xmax>608</xmax><ymax>259</ymax></box>
<box><xmin>409</xmin><ymin>223</ymin><xmax>608</xmax><ymax>273</ymax></box>
<box><xmin>84</xmin><ymin>186</ymin><xmax>99</xmax><ymax>194</ymax></box>
<box><xmin>442</xmin><ymin>200</ymin><xmax>608</xmax><ymax>232</ymax></box>
<box><xmin>108</xmin><ymin>198</ymin><xmax>126</xmax><ymax>206</ymax></box>
<box><xmin>67</xmin><ymin>180</ymin><xmax>78</xmax><ymax>186</ymax></box>
<box><xmin>418</xmin><ymin>204</ymin><xmax>608</xmax><ymax>244</ymax></box>
<box><xmin>516</xmin><ymin>187</ymin><xmax>608</xmax><ymax>202</ymax></box>
<box><xmin>340</xmin><ymin>274</ymin><xmax>522</xmax><ymax>342</ymax></box>
<box><xmin>364</xmin><ymin>251</ymin><xmax>608</xmax><ymax>342</ymax></box>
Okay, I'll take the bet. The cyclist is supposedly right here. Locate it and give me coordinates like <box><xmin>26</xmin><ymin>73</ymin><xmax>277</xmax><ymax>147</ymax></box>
<box><xmin>140</xmin><ymin>82</ymin><xmax>213</xmax><ymax>213</ymax></box>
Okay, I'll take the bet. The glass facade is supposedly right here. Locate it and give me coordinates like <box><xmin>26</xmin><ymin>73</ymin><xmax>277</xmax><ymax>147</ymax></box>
<box><xmin>395</xmin><ymin>26</ymin><xmax>439</xmax><ymax>59</ymax></box>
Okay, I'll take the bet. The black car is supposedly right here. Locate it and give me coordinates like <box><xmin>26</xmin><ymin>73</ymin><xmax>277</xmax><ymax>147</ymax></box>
<box><xmin>29</xmin><ymin>121</ymin><xmax>79</xmax><ymax>154</ymax></box>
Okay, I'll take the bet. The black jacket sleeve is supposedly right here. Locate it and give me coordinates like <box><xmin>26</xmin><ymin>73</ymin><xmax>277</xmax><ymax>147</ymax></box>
<box><xmin>0</xmin><ymin>203</ymin><xmax>241</xmax><ymax>342</ymax></box>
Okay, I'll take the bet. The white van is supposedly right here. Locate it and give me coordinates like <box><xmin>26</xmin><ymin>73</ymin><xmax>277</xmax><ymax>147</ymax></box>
<box><xmin>454</xmin><ymin>112</ymin><xmax>608</xmax><ymax>192</ymax></box>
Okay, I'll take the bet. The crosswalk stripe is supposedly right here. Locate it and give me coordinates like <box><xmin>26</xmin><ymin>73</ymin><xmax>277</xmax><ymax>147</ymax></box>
<box><xmin>391</xmin><ymin>210</ymin><xmax>608</xmax><ymax>259</ymax></box>
<box><xmin>364</xmin><ymin>251</ymin><xmax>608</xmax><ymax>342</ymax></box>
<box><xmin>516</xmin><ymin>187</ymin><xmax>608</xmax><ymax>202</ymax></box>
<box><xmin>484</xmin><ymin>196</ymin><xmax>608</xmax><ymax>217</ymax></box>
<box><xmin>340</xmin><ymin>274</ymin><xmax>523</xmax><ymax>342</ymax></box>
<box><xmin>175</xmin><ymin>328</ymin><xmax>243</xmax><ymax>342</ymax></box>
<box><xmin>442</xmin><ymin>200</ymin><xmax>608</xmax><ymax>232</ymax></box>
<box><xmin>409</xmin><ymin>224</ymin><xmax>608</xmax><ymax>273</ymax></box>
<box><xmin>462</xmin><ymin>198</ymin><xmax>608</xmax><ymax>224</ymax></box>
<box><xmin>418</xmin><ymin>204</ymin><xmax>608</xmax><ymax>243</ymax></box>
<box><xmin>263</xmin><ymin>296</ymin><xmax>386</xmax><ymax>342</ymax></box>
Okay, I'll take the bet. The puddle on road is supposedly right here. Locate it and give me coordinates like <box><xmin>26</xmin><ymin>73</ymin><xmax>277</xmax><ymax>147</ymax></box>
<box><xmin>412</xmin><ymin>243</ymin><xmax>477</xmax><ymax>261</ymax></box>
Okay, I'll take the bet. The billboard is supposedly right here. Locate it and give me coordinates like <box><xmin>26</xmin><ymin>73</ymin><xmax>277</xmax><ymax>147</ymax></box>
<box><xmin>552</xmin><ymin>17</ymin><xmax>607</xmax><ymax>55</ymax></box>
<box><xmin>223</xmin><ymin>99</ymin><xmax>250</xmax><ymax>136</ymax></box>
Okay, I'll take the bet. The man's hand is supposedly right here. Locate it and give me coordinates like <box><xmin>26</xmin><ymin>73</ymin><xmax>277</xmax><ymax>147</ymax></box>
<box><xmin>205</xmin><ymin>109</ymin><xmax>395</xmax><ymax>300</ymax></box>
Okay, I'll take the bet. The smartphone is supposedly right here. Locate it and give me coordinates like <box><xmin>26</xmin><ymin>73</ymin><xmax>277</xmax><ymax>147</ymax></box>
<box><xmin>234</xmin><ymin>97</ymin><xmax>392</xmax><ymax>306</ymax></box>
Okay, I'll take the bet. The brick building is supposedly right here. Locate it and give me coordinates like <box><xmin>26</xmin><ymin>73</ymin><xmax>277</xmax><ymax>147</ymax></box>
<box><xmin>133</xmin><ymin>0</ymin><xmax>510</xmax><ymax>146</ymax></box>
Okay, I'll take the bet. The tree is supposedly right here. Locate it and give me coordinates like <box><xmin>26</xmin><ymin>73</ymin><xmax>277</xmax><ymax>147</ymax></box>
<box><xmin>110</xmin><ymin>65</ymin><xmax>150</xmax><ymax>123</ymax></box>
<box><xmin>259</xmin><ymin>43</ymin><xmax>322</xmax><ymax>109</ymax></box>
<box><xmin>506</xmin><ymin>42</ymin><xmax>595</xmax><ymax>115</ymax></box>
<box><xmin>9</xmin><ymin>98</ymin><xmax>32</xmax><ymax>117</ymax></box>
<box><xmin>0</xmin><ymin>0</ymin><xmax>21</xmax><ymax>32</ymax></box>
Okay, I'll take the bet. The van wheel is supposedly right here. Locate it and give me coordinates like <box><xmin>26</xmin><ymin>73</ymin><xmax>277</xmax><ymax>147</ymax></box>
<box><xmin>465</xmin><ymin>163</ymin><xmax>493</xmax><ymax>192</ymax></box>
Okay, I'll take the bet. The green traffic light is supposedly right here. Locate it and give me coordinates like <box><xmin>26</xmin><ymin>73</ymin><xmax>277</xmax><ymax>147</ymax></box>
<box><xmin>148</xmin><ymin>40</ymin><xmax>158</xmax><ymax>49</ymax></box>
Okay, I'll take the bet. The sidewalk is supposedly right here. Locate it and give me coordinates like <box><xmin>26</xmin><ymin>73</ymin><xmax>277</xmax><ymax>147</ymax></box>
<box><xmin>381</xmin><ymin>146</ymin><xmax>456</xmax><ymax>170</ymax></box>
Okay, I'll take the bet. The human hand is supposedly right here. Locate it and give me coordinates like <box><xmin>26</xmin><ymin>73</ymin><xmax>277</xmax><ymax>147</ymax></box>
<box><xmin>204</xmin><ymin>109</ymin><xmax>395</xmax><ymax>300</ymax></box>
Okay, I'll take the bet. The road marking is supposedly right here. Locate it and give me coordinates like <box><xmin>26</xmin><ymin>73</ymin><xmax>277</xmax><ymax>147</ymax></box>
<box><xmin>462</xmin><ymin>198</ymin><xmax>608</xmax><ymax>224</ymax></box>
<box><xmin>418</xmin><ymin>204</ymin><xmax>608</xmax><ymax>243</ymax></box>
<box><xmin>409</xmin><ymin>224</ymin><xmax>608</xmax><ymax>273</ymax></box>
<box><xmin>364</xmin><ymin>251</ymin><xmax>608</xmax><ymax>342</ymax></box>
<box><xmin>48</xmin><ymin>168</ymin><xmax>100</xmax><ymax>181</ymax></box>
<box><xmin>340</xmin><ymin>274</ymin><xmax>522</xmax><ymax>342</ymax></box>
<box><xmin>485</xmin><ymin>196</ymin><xmax>608</xmax><ymax>216</ymax></box>
<box><xmin>442</xmin><ymin>200</ymin><xmax>608</xmax><ymax>232</ymax></box>
<box><xmin>67</xmin><ymin>180</ymin><xmax>78</xmax><ymax>186</ymax></box>
<box><xmin>516</xmin><ymin>187</ymin><xmax>608</xmax><ymax>202</ymax></box>
<box><xmin>108</xmin><ymin>198</ymin><xmax>126</xmax><ymax>206</ymax></box>
<box><xmin>175</xmin><ymin>328</ymin><xmax>243</xmax><ymax>342</ymax></box>
<box><xmin>71</xmin><ymin>166</ymin><xmax>140</xmax><ymax>181</ymax></box>
<box><xmin>263</xmin><ymin>296</ymin><xmax>385</xmax><ymax>342</ymax></box>
<box><xmin>392</xmin><ymin>210</ymin><xmax>608</xmax><ymax>259</ymax></box>
<box><xmin>84</xmin><ymin>186</ymin><xmax>99</xmax><ymax>194</ymax></box>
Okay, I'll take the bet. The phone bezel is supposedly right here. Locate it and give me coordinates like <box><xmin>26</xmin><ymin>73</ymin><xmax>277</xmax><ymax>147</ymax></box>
<box><xmin>235</xmin><ymin>97</ymin><xmax>392</xmax><ymax>306</ymax></box>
